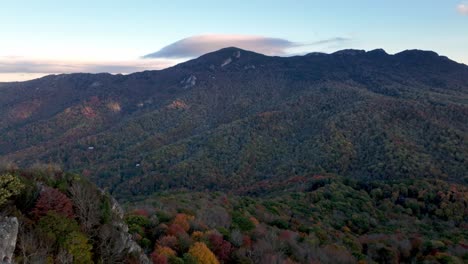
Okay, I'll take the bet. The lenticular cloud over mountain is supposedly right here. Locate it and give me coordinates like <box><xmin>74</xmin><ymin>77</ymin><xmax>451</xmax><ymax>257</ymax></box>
<box><xmin>142</xmin><ymin>34</ymin><xmax>300</xmax><ymax>59</ymax></box>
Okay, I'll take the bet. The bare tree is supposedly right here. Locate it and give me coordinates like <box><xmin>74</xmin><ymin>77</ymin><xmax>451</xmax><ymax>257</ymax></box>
<box><xmin>69</xmin><ymin>182</ymin><xmax>101</xmax><ymax>233</ymax></box>
<box><xmin>16</xmin><ymin>221</ymin><xmax>50</xmax><ymax>264</ymax></box>
<box><xmin>56</xmin><ymin>249</ymin><xmax>73</xmax><ymax>264</ymax></box>
<box><xmin>95</xmin><ymin>224</ymin><xmax>128</xmax><ymax>264</ymax></box>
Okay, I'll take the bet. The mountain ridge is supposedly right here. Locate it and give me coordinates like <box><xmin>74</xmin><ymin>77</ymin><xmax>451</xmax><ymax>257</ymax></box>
<box><xmin>1</xmin><ymin>47</ymin><xmax>466</xmax><ymax>86</ymax></box>
<box><xmin>0</xmin><ymin>47</ymin><xmax>467</xmax><ymax>199</ymax></box>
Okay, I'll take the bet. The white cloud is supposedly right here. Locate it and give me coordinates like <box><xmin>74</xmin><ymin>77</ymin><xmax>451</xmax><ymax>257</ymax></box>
<box><xmin>143</xmin><ymin>34</ymin><xmax>349</xmax><ymax>59</ymax></box>
<box><xmin>457</xmin><ymin>3</ymin><xmax>468</xmax><ymax>15</ymax></box>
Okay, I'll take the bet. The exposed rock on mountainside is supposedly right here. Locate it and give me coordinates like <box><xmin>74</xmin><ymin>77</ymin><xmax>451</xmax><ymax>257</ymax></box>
<box><xmin>0</xmin><ymin>217</ymin><xmax>18</xmax><ymax>264</ymax></box>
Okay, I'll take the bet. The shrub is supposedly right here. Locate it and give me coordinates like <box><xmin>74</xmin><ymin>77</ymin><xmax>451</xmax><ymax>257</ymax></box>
<box><xmin>0</xmin><ymin>173</ymin><xmax>25</xmax><ymax>207</ymax></box>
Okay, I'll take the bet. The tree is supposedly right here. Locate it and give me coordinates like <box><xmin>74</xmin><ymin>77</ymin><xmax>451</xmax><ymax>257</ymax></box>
<box><xmin>174</xmin><ymin>214</ymin><xmax>193</xmax><ymax>231</ymax></box>
<box><xmin>95</xmin><ymin>224</ymin><xmax>128</xmax><ymax>263</ymax></box>
<box><xmin>151</xmin><ymin>253</ymin><xmax>168</xmax><ymax>264</ymax></box>
<box><xmin>0</xmin><ymin>173</ymin><xmax>24</xmax><ymax>207</ymax></box>
<box><xmin>63</xmin><ymin>231</ymin><xmax>93</xmax><ymax>264</ymax></box>
<box><xmin>208</xmin><ymin>233</ymin><xmax>232</xmax><ymax>263</ymax></box>
<box><xmin>32</xmin><ymin>187</ymin><xmax>74</xmax><ymax>219</ymax></box>
<box><xmin>187</xmin><ymin>242</ymin><xmax>220</xmax><ymax>264</ymax></box>
<box><xmin>16</xmin><ymin>221</ymin><xmax>50</xmax><ymax>264</ymax></box>
<box><xmin>69</xmin><ymin>181</ymin><xmax>101</xmax><ymax>233</ymax></box>
<box><xmin>36</xmin><ymin>212</ymin><xmax>93</xmax><ymax>263</ymax></box>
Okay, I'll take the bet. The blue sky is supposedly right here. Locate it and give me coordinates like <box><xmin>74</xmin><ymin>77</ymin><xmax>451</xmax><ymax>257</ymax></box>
<box><xmin>0</xmin><ymin>0</ymin><xmax>467</xmax><ymax>81</ymax></box>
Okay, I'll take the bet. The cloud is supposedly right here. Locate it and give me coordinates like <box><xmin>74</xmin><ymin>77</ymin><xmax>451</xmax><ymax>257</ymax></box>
<box><xmin>309</xmin><ymin>37</ymin><xmax>350</xmax><ymax>46</ymax></box>
<box><xmin>143</xmin><ymin>34</ymin><xmax>349</xmax><ymax>59</ymax></box>
<box><xmin>0</xmin><ymin>57</ymin><xmax>175</xmax><ymax>74</ymax></box>
<box><xmin>0</xmin><ymin>35</ymin><xmax>351</xmax><ymax>81</ymax></box>
<box><xmin>457</xmin><ymin>3</ymin><xmax>468</xmax><ymax>15</ymax></box>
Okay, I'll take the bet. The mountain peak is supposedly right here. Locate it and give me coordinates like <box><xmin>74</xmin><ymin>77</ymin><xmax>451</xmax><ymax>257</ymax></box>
<box><xmin>395</xmin><ymin>49</ymin><xmax>440</xmax><ymax>57</ymax></box>
<box><xmin>175</xmin><ymin>47</ymin><xmax>267</xmax><ymax>70</ymax></box>
<box><xmin>332</xmin><ymin>49</ymin><xmax>366</xmax><ymax>56</ymax></box>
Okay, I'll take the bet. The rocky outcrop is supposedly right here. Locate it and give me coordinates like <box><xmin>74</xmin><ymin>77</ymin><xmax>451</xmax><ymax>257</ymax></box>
<box><xmin>180</xmin><ymin>75</ymin><xmax>197</xmax><ymax>89</ymax></box>
<box><xmin>0</xmin><ymin>217</ymin><xmax>18</xmax><ymax>264</ymax></box>
<box><xmin>108</xmin><ymin>196</ymin><xmax>150</xmax><ymax>264</ymax></box>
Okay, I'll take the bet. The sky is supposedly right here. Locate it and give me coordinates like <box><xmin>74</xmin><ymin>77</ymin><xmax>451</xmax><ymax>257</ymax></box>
<box><xmin>0</xmin><ymin>0</ymin><xmax>467</xmax><ymax>82</ymax></box>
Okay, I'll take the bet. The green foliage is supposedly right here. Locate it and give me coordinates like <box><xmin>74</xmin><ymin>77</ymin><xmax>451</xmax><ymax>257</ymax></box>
<box><xmin>0</xmin><ymin>173</ymin><xmax>24</xmax><ymax>207</ymax></box>
<box><xmin>125</xmin><ymin>214</ymin><xmax>151</xmax><ymax>236</ymax></box>
<box><xmin>168</xmin><ymin>255</ymin><xmax>184</xmax><ymax>264</ymax></box>
<box><xmin>270</xmin><ymin>219</ymin><xmax>290</xmax><ymax>229</ymax></box>
<box><xmin>37</xmin><ymin>212</ymin><xmax>81</xmax><ymax>246</ymax></box>
<box><xmin>182</xmin><ymin>253</ymin><xmax>198</xmax><ymax>264</ymax></box>
<box><xmin>64</xmin><ymin>231</ymin><xmax>93</xmax><ymax>264</ymax></box>
<box><xmin>1</xmin><ymin>49</ymin><xmax>467</xmax><ymax>200</ymax></box>
<box><xmin>231</xmin><ymin>212</ymin><xmax>255</xmax><ymax>231</ymax></box>
<box><xmin>99</xmin><ymin>196</ymin><xmax>112</xmax><ymax>224</ymax></box>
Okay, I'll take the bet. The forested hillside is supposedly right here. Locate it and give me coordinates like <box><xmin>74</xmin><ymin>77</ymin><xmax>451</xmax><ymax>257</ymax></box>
<box><xmin>121</xmin><ymin>174</ymin><xmax>468</xmax><ymax>263</ymax></box>
<box><xmin>1</xmin><ymin>168</ymin><xmax>467</xmax><ymax>263</ymax></box>
<box><xmin>0</xmin><ymin>48</ymin><xmax>467</xmax><ymax>199</ymax></box>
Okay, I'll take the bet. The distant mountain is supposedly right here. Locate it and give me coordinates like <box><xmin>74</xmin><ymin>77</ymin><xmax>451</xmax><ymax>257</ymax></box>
<box><xmin>0</xmin><ymin>47</ymin><xmax>467</xmax><ymax>198</ymax></box>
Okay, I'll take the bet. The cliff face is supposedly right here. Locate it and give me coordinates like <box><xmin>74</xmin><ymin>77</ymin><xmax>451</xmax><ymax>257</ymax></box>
<box><xmin>108</xmin><ymin>196</ymin><xmax>150</xmax><ymax>264</ymax></box>
<box><xmin>0</xmin><ymin>217</ymin><xmax>18</xmax><ymax>264</ymax></box>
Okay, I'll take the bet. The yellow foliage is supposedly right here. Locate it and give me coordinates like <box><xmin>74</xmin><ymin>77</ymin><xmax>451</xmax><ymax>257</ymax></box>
<box><xmin>188</xmin><ymin>242</ymin><xmax>219</xmax><ymax>264</ymax></box>
<box><xmin>191</xmin><ymin>231</ymin><xmax>204</xmax><ymax>241</ymax></box>
<box><xmin>342</xmin><ymin>226</ymin><xmax>351</xmax><ymax>233</ymax></box>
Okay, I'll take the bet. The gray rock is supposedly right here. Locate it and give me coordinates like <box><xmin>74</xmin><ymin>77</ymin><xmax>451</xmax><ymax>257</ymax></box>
<box><xmin>108</xmin><ymin>196</ymin><xmax>150</xmax><ymax>263</ymax></box>
<box><xmin>0</xmin><ymin>217</ymin><xmax>18</xmax><ymax>264</ymax></box>
<box><xmin>180</xmin><ymin>75</ymin><xmax>197</xmax><ymax>89</ymax></box>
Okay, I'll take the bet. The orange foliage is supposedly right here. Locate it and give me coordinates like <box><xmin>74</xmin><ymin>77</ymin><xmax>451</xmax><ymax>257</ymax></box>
<box><xmin>172</xmin><ymin>213</ymin><xmax>193</xmax><ymax>232</ymax></box>
<box><xmin>191</xmin><ymin>231</ymin><xmax>204</xmax><ymax>241</ymax></box>
<box><xmin>249</xmin><ymin>216</ymin><xmax>259</xmax><ymax>226</ymax></box>
<box><xmin>155</xmin><ymin>246</ymin><xmax>176</xmax><ymax>257</ymax></box>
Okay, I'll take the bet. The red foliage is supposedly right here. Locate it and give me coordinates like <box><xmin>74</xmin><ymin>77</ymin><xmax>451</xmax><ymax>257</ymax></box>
<box><xmin>279</xmin><ymin>230</ymin><xmax>294</xmax><ymax>241</ymax></box>
<box><xmin>158</xmin><ymin>235</ymin><xmax>178</xmax><ymax>249</ymax></box>
<box><xmin>150</xmin><ymin>253</ymin><xmax>168</xmax><ymax>264</ymax></box>
<box><xmin>208</xmin><ymin>233</ymin><xmax>232</xmax><ymax>262</ymax></box>
<box><xmin>32</xmin><ymin>187</ymin><xmax>74</xmax><ymax>219</ymax></box>
<box><xmin>167</xmin><ymin>223</ymin><xmax>186</xmax><ymax>236</ymax></box>
<box><xmin>133</xmin><ymin>209</ymin><xmax>150</xmax><ymax>217</ymax></box>
<box><xmin>242</xmin><ymin>235</ymin><xmax>252</xmax><ymax>248</ymax></box>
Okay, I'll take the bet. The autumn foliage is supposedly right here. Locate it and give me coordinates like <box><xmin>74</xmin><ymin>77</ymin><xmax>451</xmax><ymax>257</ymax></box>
<box><xmin>173</xmin><ymin>213</ymin><xmax>193</xmax><ymax>231</ymax></box>
<box><xmin>208</xmin><ymin>233</ymin><xmax>232</xmax><ymax>262</ymax></box>
<box><xmin>32</xmin><ymin>186</ymin><xmax>74</xmax><ymax>219</ymax></box>
<box><xmin>188</xmin><ymin>242</ymin><xmax>219</xmax><ymax>264</ymax></box>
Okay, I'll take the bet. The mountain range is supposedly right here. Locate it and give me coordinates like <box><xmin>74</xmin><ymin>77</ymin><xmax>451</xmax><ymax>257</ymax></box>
<box><xmin>0</xmin><ymin>47</ymin><xmax>467</xmax><ymax>199</ymax></box>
